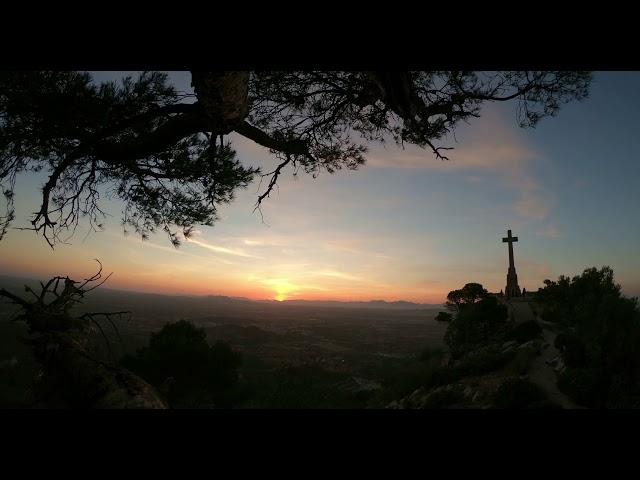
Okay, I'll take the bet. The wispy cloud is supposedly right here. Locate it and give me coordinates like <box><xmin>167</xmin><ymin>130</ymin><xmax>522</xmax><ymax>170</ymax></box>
<box><xmin>315</xmin><ymin>270</ymin><xmax>364</xmax><ymax>282</ymax></box>
<box><xmin>365</xmin><ymin>106</ymin><xmax>552</xmax><ymax>221</ymax></box>
<box><xmin>185</xmin><ymin>237</ymin><xmax>260</xmax><ymax>259</ymax></box>
<box><xmin>536</xmin><ymin>225</ymin><xmax>562</xmax><ymax>239</ymax></box>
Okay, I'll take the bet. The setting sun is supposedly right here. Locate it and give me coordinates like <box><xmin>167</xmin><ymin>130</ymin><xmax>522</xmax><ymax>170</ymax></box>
<box><xmin>264</xmin><ymin>278</ymin><xmax>298</xmax><ymax>302</ymax></box>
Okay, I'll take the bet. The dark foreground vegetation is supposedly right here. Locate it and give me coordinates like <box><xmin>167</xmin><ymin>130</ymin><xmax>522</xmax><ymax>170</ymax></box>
<box><xmin>0</xmin><ymin>266</ymin><xmax>638</xmax><ymax>409</ymax></box>
<box><xmin>385</xmin><ymin>266</ymin><xmax>640</xmax><ymax>409</ymax></box>
<box><xmin>538</xmin><ymin>267</ymin><xmax>640</xmax><ymax>408</ymax></box>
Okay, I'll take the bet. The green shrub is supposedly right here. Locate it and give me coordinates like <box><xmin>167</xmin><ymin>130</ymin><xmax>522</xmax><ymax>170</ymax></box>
<box><xmin>444</xmin><ymin>295</ymin><xmax>509</xmax><ymax>357</ymax></box>
<box><xmin>424</xmin><ymin>346</ymin><xmax>515</xmax><ymax>390</ymax></box>
<box><xmin>537</xmin><ymin>267</ymin><xmax>640</xmax><ymax>408</ymax></box>
<box><xmin>384</xmin><ymin>358</ymin><xmax>443</xmax><ymax>400</ymax></box>
<box><xmin>492</xmin><ymin>378</ymin><xmax>548</xmax><ymax>408</ymax></box>
<box><xmin>121</xmin><ymin>320</ymin><xmax>242</xmax><ymax>408</ymax></box>
<box><xmin>247</xmin><ymin>363</ymin><xmax>368</xmax><ymax>409</ymax></box>
<box><xmin>452</xmin><ymin>345</ymin><xmax>516</xmax><ymax>378</ymax></box>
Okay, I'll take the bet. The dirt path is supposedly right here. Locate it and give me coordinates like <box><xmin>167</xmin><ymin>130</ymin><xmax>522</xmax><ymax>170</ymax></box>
<box><xmin>509</xmin><ymin>301</ymin><xmax>583</xmax><ymax>409</ymax></box>
<box><xmin>528</xmin><ymin>325</ymin><xmax>583</xmax><ymax>409</ymax></box>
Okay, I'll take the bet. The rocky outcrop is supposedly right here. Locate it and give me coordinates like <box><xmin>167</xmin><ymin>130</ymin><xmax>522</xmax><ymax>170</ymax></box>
<box><xmin>29</xmin><ymin>330</ymin><xmax>167</xmax><ymax>409</ymax></box>
<box><xmin>0</xmin><ymin>269</ymin><xmax>168</xmax><ymax>409</ymax></box>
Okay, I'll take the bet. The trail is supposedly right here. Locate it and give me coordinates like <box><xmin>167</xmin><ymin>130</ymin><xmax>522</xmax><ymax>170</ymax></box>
<box><xmin>508</xmin><ymin>300</ymin><xmax>583</xmax><ymax>409</ymax></box>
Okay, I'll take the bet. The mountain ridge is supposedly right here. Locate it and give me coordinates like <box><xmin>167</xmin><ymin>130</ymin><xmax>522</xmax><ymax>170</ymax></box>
<box><xmin>0</xmin><ymin>275</ymin><xmax>442</xmax><ymax>309</ymax></box>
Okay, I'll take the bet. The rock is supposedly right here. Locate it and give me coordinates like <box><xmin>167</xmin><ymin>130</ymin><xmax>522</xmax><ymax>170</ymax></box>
<box><xmin>463</xmin><ymin>386</ymin><xmax>474</xmax><ymax>398</ymax></box>
<box><xmin>518</xmin><ymin>339</ymin><xmax>542</xmax><ymax>354</ymax></box>
<box><xmin>545</xmin><ymin>356</ymin><xmax>559</xmax><ymax>367</ymax></box>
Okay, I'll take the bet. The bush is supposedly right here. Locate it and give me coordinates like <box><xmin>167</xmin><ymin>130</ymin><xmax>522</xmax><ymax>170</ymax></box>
<box><xmin>247</xmin><ymin>363</ymin><xmax>366</xmax><ymax>409</ymax></box>
<box><xmin>557</xmin><ymin>367</ymin><xmax>605</xmax><ymax>408</ymax></box>
<box><xmin>492</xmin><ymin>378</ymin><xmax>549</xmax><ymax>408</ymax></box>
<box><xmin>435</xmin><ymin>312</ymin><xmax>453</xmax><ymax>323</ymax></box>
<box><xmin>383</xmin><ymin>354</ymin><xmax>443</xmax><ymax>400</ymax></box>
<box><xmin>554</xmin><ymin>333</ymin><xmax>587</xmax><ymax>368</ymax></box>
<box><xmin>121</xmin><ymin>320</ymin><xmax>242</xmax><ymax>408</ymax></box>
<box><xmin>438</xmin><ymin>346</ymin><xmax>515</xmax><ymax>384</ymax></box>
<box><xmin>444</xmin><ymin>296</ymin><xmax>509</xmax><ymax>357</ymax></box>
<box><xmin>507</xmin><ymin>347</ymin><xmax>538</xmax><ymax>376</ymax></box>
<box><xmin>507</xmin><ymin>320</ymin><xmax>542</xmax><ymax>344</ymax></box>
<box><xmin>537</xmin><ymin>266</ymin><xmax>640</xmax><ymax>408</ymax></box>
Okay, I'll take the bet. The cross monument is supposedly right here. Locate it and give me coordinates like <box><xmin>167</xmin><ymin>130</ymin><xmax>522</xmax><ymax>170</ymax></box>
<box><xmin>502</xmin><ymin>228</ymin><xmax>521</xmax><ymax>298</ymax></box>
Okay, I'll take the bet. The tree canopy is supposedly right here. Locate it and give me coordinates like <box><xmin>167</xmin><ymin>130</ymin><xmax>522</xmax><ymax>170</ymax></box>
<box><xmin>536</xmin><ymin>266</ymin><xmax>640</xmax><ymax>408</ymax></box>
<box><xmin>0</xmin><ymin>71</ymin><xmax>591</xmax><ymax>247</ymax></box>
<box><xmin>445</xmin><ymin>282</ymin><xmax>488</xmax><ymax>312</ymax></box>
<box><xmin>121</xmin><ymin>319</ymin><xmax>242</xmax><ymax>408</ymax></box>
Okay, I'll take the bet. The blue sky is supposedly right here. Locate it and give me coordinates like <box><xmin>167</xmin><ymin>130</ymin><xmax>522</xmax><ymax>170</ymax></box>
<box><xmin>1</xmin><ymin>71</ymin><xmax>639</xmax><ymax>302</ymax></box>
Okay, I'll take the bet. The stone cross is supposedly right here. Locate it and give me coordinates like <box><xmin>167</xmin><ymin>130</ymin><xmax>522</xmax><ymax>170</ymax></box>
<box><xmin>502</xmin><ymin>228</ymin><xmax>521</xmax><ymax>298</ymax></box>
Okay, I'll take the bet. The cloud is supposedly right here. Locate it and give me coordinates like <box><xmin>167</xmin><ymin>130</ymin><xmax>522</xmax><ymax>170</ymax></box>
<box><xmin>184</xmin><ymin>237</ymin><xmax>260</xmax><ymax>259</ymax></box>
<box><xmin>364</xmin><ymin>105</ymin><xmax>552</xmax><ymax>220</ymax></box>
<box><xmin>536</xmin><ymin>225</ymin><xmax>561</xmax><ymax>239</ymax></box>
<box><xmin>315</xmin><ymin>270</ymin><xmax>364</xmax><ymax>282</ymax></box>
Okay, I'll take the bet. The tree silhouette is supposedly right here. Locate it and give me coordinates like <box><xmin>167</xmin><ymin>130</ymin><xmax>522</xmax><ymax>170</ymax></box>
<box><xmin>537</xmin><ymin>266</ymin><xmax>640</xmax><ymax>407</ymax></box>
<box><xmin>0</xmin><ymin>261</ymin><xmax>167</xmax><ymax>408</ymax></box>
<box><xmin>122</xmin><ymin>320</ymin><xmax>242</xmax><ymax>408</ymax></box>
<box><xmin>0</xmin><ymin>71</ymin><xmax>591</xmax><ymax>246</ymax></box>
<box><xmin>445</xmin><ymin>282</ymin><xmax>488</xmax><ymax>312</ymax></box>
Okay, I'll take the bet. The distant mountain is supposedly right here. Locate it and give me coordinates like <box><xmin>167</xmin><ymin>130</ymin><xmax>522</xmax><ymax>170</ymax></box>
<box><xmin>258</xmin><ymin>299</ymin><xmax>441</xmax><ymax>309</ymax></box>
<box><xmin>0</xmin><ymin>275</ymin><xmax>442</xmax><ymax>310</ymax></box>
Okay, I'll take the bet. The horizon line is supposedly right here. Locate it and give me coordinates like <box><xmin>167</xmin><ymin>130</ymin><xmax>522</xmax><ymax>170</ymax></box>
<box><xmin>0</xmin><ymin>273</ymin><xmax>445</xmax><ymax>306</ymax></box>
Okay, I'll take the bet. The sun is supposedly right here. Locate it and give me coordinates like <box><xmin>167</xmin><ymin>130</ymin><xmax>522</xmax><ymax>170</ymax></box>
<box><xmin>264</xmin><ymin>278</ymin><xmax>297</xmax><ymax>302</ymax></box>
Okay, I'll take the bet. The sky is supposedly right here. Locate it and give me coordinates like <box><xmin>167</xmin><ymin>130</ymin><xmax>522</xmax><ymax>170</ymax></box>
<box><xmin>1</xmin><ymin>71</ymin><xmax>639</xmax><ymax>303</ymax></box>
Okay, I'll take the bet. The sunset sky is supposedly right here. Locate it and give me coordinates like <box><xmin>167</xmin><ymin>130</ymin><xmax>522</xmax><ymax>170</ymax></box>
<box><xmin>1</xmin><ymin>71</ymin><xmax>639</xmax><ymax>303</ymax></box>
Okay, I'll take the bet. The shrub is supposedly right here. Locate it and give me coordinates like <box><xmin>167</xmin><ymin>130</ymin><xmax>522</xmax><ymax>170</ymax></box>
<box><xmin>444</xmin><ymin>296</ymin><xmax>509</xmax><ymax>357</ymax></box>
<box><xmin>384</xmin><ymin>355</ymin><xmax>443</xmax><ymax>400</ymax></box>
<box><xmin>447</xmin><ymin>345</ymin><xmax>516</xmax><ymax>380</ymax></box>
<box><xmin>435</xmin><ymin>312</ymin><xmax>453</xmax><ymax>323</ymax></box>
<box><xmin>507</xmin><ymin>347</ymin><xmax>538</xmax><ymax>376</ymax></box>
<box><xmin>537</xmin><ymin>266</ymin><xmax>640</xmax><ymax>408</ymax></box>
<box><xmin>121</xmin><ymin>320</ymin><xmax>242</xmax><ymax>408</ymax></box>
<box><xmin>554</xmin><ymin>333</ymin><xmax>587</xmax><ymax>368</ymax></box>
<box><xmin>557</xmin><ymin>367</ymin><xmax>605</xmax><ymax>408</ymax></box>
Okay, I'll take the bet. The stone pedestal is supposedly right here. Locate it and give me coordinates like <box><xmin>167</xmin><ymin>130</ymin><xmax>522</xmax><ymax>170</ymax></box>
<box><xmin>505</xmin><ymin>267</ymin><xmax>521</xmax><ymax>298</ymax></box>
